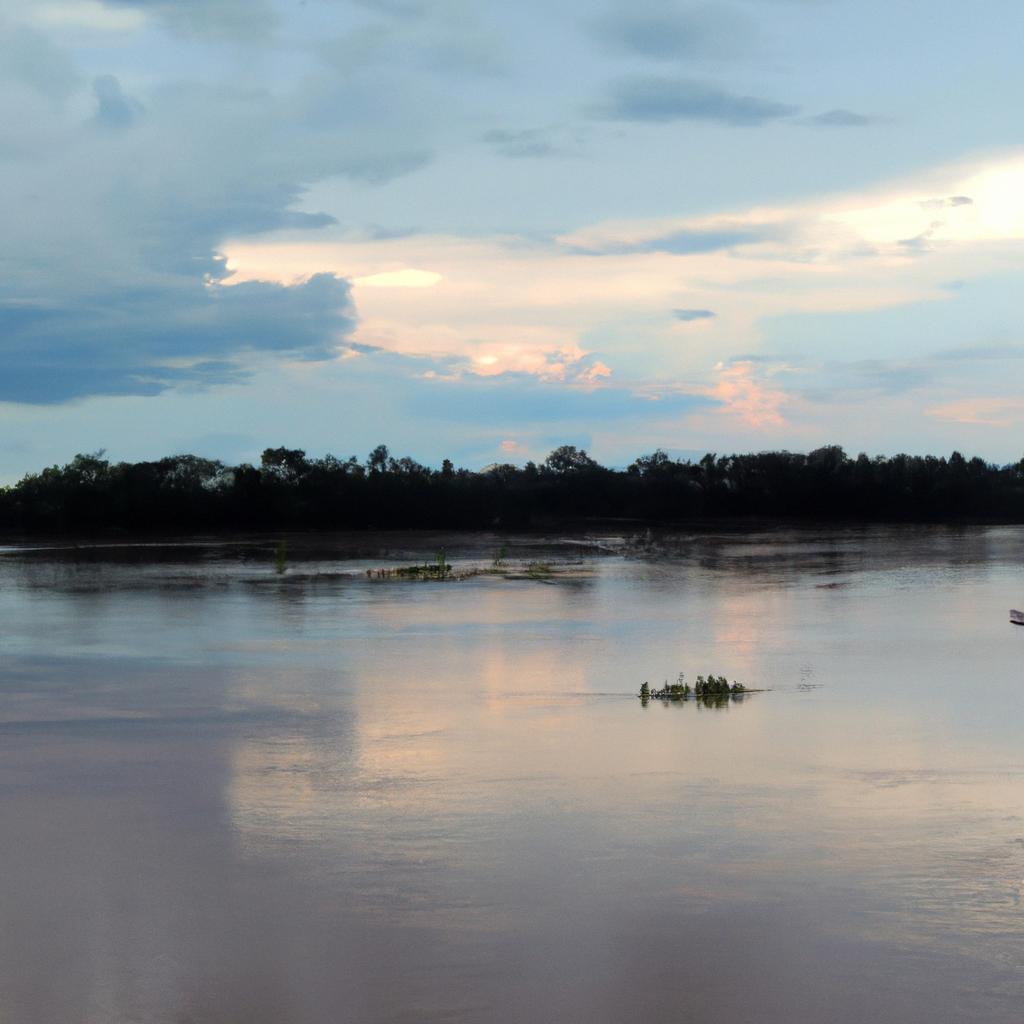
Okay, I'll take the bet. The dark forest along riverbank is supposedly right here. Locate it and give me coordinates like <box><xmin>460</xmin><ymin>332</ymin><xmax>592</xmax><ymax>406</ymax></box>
<box><xmin>4</xmin><ymin>445</ymin><xmax>1024</xmax><ymax>534</ymax></box>
<box><xmin>1</xmin><ymin>526</ymin><xmax>1024</xmax><ymax>1023</ymax></box>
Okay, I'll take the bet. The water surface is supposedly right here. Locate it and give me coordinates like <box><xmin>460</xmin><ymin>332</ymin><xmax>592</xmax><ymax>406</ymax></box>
<box><xmin>2</xmin><ymin>527</ymin><xmax>1023</xmax><ymax>1022</ymax></box>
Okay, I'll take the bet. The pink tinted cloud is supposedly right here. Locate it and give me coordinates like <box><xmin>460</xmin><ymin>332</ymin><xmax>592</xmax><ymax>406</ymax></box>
<box><xmin>703</xmin><ymin>360</ymin><xmax>790</xmax><ymax>428</ymax></box>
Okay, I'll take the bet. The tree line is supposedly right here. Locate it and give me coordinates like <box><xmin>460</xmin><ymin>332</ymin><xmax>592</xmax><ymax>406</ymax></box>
<box><xmin>1</xmin><ymin>443</ymin><xmax>1023</xmax><ymax>534</ymax></box>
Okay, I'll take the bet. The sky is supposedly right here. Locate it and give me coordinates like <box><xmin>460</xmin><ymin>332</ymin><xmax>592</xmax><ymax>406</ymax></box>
<box><xmin>2</xmin><ymin>0</ymin><xmax>1024</xmax><ymax>480</ymax></box>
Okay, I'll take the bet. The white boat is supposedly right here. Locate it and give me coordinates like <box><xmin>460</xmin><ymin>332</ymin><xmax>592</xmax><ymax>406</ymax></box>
<box><xmin>1011</xmin><ymin>609</ymin><xmax>1024</xmax><ymax>626</ymax></box>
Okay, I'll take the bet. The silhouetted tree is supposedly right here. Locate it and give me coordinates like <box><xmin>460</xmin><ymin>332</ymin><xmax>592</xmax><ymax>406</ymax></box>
<box><xmin>543</xmin><ymin>445</ymin><xmax>598</xmax><ymax>474</ymax></box>
<box><xmin>261</xmin><ymin>447</ymin><xmax>308</xmax><ymax>481</ymax></box>
<box><xmin>366</xmin><ymin>445</ymin><xmax>389</xmax><ymax>475</ymax></box>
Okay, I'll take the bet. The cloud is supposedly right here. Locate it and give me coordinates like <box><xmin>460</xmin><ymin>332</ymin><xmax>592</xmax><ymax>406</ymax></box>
<box><xmin>589</xmin><ymin>3</ymin><xmax>753</xmax><ymax>60</ymax></box>
<box><xmin>481</xmin><ymin>128</ymin><xmax>559</xmax><ymax>159</ymax></box>
<box><xmin>933</xmin><ymin>343</ymin><xmax>1024</xmax><ymax>362</ymax></box>
<box><xmin>926</xmin><ymin>397</ymin><xmax>1024</xmax><ymax>427</ymax></box>
<box><xmin>32</xmin><ymin>2</ymin><xmax>146</xmax><ymax>32</ymax></box>
<box><xmin>804</xmin><ymin>108</ymin><xmax>878</xmax><ymax>128</ymax></box>
<box><xmin>898</xmin><ymin>219</ymin><xmax>944</xmax><ymax>254</ymax></box>
<box><xmin>354</xmin><ymin>268</ymin><xmax>442</xmax><ymax>288</ymax></box>
<box><xmin>0</xmin><ymin>273</ymin><xmax>356</xmax><ymax>403</ymax></box>
<box><xmin>226</xmin><ymin>149</ymin><xmax>1024</xmax><ymax>454</ymax></box>
<box><xmin>594</xmin><ymin>75</ymin><xmax>798</xmax><ymax>125</ymax></box>
<box><xmin>571</xmin><ymin>225</ymin><xmax>777</xmax><ymax>255</ymax></box>
<box><xmin>919</xmin><ymin>195</ymin><xmax>973</xmax><ymax>210</ymax></box>
<box><xmin>317</xmin><ymin>6</ymin><xmax>508</xmax><ymax>80</ymax></box>
<box><xmin>360</xmin><ymin>224</ymin><xmax>422</xmax><ymax>241</ymax></box>
<box><xmin>0</xmin><ymin>16</ymin><xmax>448</xmax><ymax>405</ymax></box>
<box><xmin>455</xmin><ymin>346</ymin><xmax>614</xmax><ymax>385</ymax></box>
<box><xmin>351</xmin><ymin>0</ymin><xmax>430</xmax><ymax>16</ymax></box>
<box><xmin>406</xmin><ymin>372</ymin><xmax>712</xmax><ymax>425</ymax></box>
<box><xmin>701</xmin><ymin>360</ymin><xmax>790</xmax><ymax>428</ymax></box>
<box><xmin>100</xmin><ymin>0</ymin><xmax>280</xmax><ymax>41</ymax></box>
<box><xmin>92</xmin><ymin>75</ymin><xmax>142</xmax><ymax>129</ymax></box>
<box><xmin>673</xmin><ymin>308</ymin><xmax>716</xmax><ymax>321</ymax></box>
<box><xmin>796</xmin><ymin>358</ymin><xmax>930</xmax><ymax>402</ymax></box>
<box><xmin>1</xmin><ymin>0</ymin><xmax>1019</xmax><ymax>466</ymax></box>
<box><xmin>0</xmin><ymin>23</ymin><xmax>79</xmax><ymax>98</ymax></box>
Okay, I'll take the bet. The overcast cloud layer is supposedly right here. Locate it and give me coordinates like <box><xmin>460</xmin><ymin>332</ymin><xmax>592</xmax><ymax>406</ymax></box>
<box><xmin>2</xmin><ymin>0</ymin><xmax>1024</xmax><ymax>477</ymax></box>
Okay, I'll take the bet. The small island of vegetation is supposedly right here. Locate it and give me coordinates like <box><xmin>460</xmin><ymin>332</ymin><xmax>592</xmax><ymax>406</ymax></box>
<box><xmin>640</xmin><ymin>673</ymin><xmax>748</xmax><ymax>706</ymax></box>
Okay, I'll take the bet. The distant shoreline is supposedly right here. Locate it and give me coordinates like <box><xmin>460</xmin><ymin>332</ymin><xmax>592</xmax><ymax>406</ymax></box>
<box><xmin>3</xmin><ymin>445</ymin><xmax>1022</xmax><ymax>536</ymax></box>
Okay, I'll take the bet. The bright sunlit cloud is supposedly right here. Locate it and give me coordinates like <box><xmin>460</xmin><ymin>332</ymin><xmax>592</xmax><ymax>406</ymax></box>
<box><xmin>353</xmin><ymin>268</ymin><xmax>443</xmax><ymax>289</ymax></box>
<box><xmin>223</xmin><ymin>150</ymin><xmax>1024</xmax><ymax>433</ymax></box>
<box><xmin>32</xmin><ymin>1</ymin><xmax>146</xmax><ymax>31</ymax></box>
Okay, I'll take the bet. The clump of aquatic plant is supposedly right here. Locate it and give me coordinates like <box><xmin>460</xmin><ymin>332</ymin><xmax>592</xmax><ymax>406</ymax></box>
<box><xmin>492</xmin><ymin>545</ymin><xmax>508</xmax><ymax>569</ymax></box>
<box><xmin>526</xmin><ymin>561</ymin><xmax>552</xmax><ymax>578</ymax></box>
<box><xmin>693</xmin><ymin>674</ymin><xmax>743</xmax><ymax>698</ymax></box>
<box><xmin>274</xmin><ymin>540</ymin><xmax>288</xmax><ymax>575</ymax></box>
<box><xmin>648</xmin><ymin>672</ymin><xmax>691</xmax><ymax>699</ymax></box>
<box><xmin>433</xmin><ymin>548</ymin><xmax>451</xmax><ymax>579</ymax></box>
<box><xmin>640</xmin><ymin>671</ymin><xmax>746</xmax><ymax>703</ymax></box>
<box><xmin>369</xmin><ymin>549</ymin><xmax>452</xmax><ymax>580</ymax></box>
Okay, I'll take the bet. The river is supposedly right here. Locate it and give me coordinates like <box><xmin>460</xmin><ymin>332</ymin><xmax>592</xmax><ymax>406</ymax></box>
<box><xmin>1</xmin><ymin>527</ymin><xmax>1022</xmax><ymax>1022</ymax></box>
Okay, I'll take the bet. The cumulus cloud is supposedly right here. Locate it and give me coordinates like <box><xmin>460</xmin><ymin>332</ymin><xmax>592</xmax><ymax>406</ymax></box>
<box><xmin>0</xmin><ymin>11</ymin><xmax>447</xmax><ymax>405</ymax></box>
<box><xmin>0</xmin><ymin>273</ymin><xmax>356</xmax><ymax>403</ymax></box>
<box><xmin>226</xmin><ymin>149</ymin><xmax>1024</xmax><ymax>440</ymax></box>
<box><xmin>701</xmin><ymin>359</ymin><xmax>790</xmax><ymax>428</ymax></box>
<box><xmin>594</xmin><ymin>75</ymin><xmax>798</xmax><ymax>125</ymax></box>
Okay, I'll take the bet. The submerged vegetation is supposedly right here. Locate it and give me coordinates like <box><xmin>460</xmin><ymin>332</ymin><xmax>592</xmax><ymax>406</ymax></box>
<box><xmin>367</xmin><ymin>550</ymin><xmax>452</xmax><ymax>580</ymax></box>
<box><xmin>364</xmin><ymin>552</ymin><xmax>585</xmax><ymax>583</ymax></box>
<box><xmin>3</xmin><ymin>443</ymin><xmax>1024</xmax><ymax>535</ymax></box>
<box><xmin>274</xmin><ymin>540</ymin><xmax>288</xmax><ymax>575</ymax></box>
<box><xmin>640</xmin><ymin>673</ymin><xmax>748</xmax><ymax>706</ymax></box>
